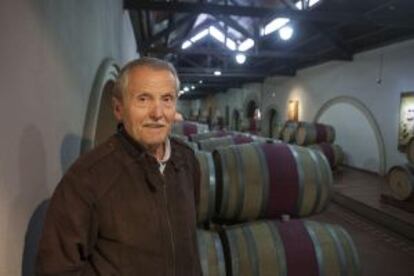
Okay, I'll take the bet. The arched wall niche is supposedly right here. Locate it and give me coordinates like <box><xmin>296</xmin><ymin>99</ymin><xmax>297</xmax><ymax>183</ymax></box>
<box><xmin>261</xmin><ymin>103</ymin><xmax>281</xmax><ymax>138</ymax></box>
<box><xmin>81</xmin><ymin>58</ymin><xmax>120</xmax><ymax>154</ymax></box>
<box><xmin>231</xmin><ymin>109</ymin><xmax>241</xmax><ymax>131</ymax></box>
<box><xmin>314</xmin><ymin>96</ymin><xmax>386</xmax><ymax>175</ymax></box>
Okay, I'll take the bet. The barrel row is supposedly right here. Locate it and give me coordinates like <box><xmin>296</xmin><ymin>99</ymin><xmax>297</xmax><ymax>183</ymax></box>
<box><xmin>195</xmin><ymin>142</ymin><xmax>333</xmax><ymax>224</ymax></box>
<box><xmin>280</xmin><ymin>121</ymin><xmax>336</xmax><ymax>146</ymax></box>
<box><xmin>197</xmin><ymin>219</ymin><xmax>360</xmax><ymax>276</ymax></box>
<box><xmin>171</xmin><ymin>120</ymin><xmax>209</xmax><ymax>137</ymax></box>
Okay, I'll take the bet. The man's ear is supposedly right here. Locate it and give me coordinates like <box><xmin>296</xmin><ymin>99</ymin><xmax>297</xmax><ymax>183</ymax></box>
<box><xmin>112</xmin><ymin>97</ymin><xmax>123</xmax><ymax>122</ymax></box>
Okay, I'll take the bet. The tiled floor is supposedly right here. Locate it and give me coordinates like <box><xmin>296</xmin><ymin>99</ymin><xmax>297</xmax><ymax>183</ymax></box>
<box><xmin>309</xmin><ymin>167</ymin><xmax>414</xmax><ymax>276</ymax></box>
<box><xmin>333</xmin><ymin>166</ymin><xmax>414</xmax><ymax>225</ymax></box>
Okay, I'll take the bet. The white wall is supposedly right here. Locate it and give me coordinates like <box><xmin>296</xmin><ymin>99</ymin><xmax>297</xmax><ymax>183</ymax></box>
<box><xmin>183</xmin><ymin>39</ymin><xmax>414</xmax><ymax>174</ymax></box>
<box><xmin>0</xmin><ymin>0</ymin><xmax>137</xmax><ymax>274</ymax></box>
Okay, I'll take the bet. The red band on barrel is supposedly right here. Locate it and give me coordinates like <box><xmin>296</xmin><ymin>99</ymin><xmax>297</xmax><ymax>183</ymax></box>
<box><xmin>183</xmin><ymin>122</ymin><xmax>198</xmax><ymax>136</ymax></box>
<box><xmin>319</xmin><ymin>143</ymin><xmax>335</xmax><ymax>168</ymax></box>
<box><xmin>232</xmin><ymin>135</ymin><xmax>253</xmax><ymax>144</ymax></box>
<box><xmin>315</xmin><ymin>124</ymin><xmax>327</xmax><ymax>143</ymax></box>
<box><xmin>275</xmin><ymin>220</ymin><xmax>319</xmax><ymax>276</ymax></box>
<box><xmin>261</xmin><ymin>143</ymin><xmax>299</xmax><ymax>217</ymax></box>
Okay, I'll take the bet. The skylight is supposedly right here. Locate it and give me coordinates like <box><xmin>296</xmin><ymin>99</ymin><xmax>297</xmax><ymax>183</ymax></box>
<box><xmin>295</xmin><ymin>0</ymin><xmax>321</xmax><ymax>10</ymax></box>
<box><xmin>238</xmin><ymin>38</ymin><xmax>255</xmax><ymax>52</ymax></box>
<box><xmin>209</xmin><ymin>26</ymin><xmax>225</xmax><ymax>43</ymax></box>
<box><xmin>263</xmin><ymin>18</ymin><xmax>290</xmax><ymax>36</ymax></box>
<box><xmin>181</xmin><ymin>40</ymin><xmax>192</xmax><ymax>49</ymax></box>
<box><xmin>190</xmin><ymin>29</ymin><xmax>209</xmax><ymax>43</ymax></box>
<box><xmin>262</xmin><ymin>0</ymin><xmax>322</xmax><ymax>36</ymax></box>
<box><xmin>226</xmin><ymin>39</ymin><xmax>237</xmax><ymax>51</ymax></box>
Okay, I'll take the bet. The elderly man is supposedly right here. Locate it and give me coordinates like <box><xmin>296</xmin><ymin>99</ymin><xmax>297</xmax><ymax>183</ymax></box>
<box><xmin>36</xmin><ymin>57</ymin><xmax>202</xmax><ymax>275</ymax></box>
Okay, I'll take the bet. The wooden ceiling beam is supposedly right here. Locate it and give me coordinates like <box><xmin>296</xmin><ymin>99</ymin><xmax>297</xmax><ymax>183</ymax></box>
<box><xmin>147</xmin><ymin>46</ymin><xmax>311</xmax><ymax>59</ymax></box>
<box><xmin>124</xmin><ymin>1</ymin><xmax>414</xmax><ymax>27</ymax></box>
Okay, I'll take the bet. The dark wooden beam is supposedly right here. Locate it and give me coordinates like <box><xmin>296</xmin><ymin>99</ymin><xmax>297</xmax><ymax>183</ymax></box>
<box><xmin>124</xmin><ymin>1</ymin><xmax>414</xmax><ymax>27</ymax></box>
<box><xmin>141</xmin><ymin>14</ymin><xmax>196</xmax><ymax>50</ymax></box>
<box><xmin>147</xmin><ymin>46</ymin><xmax>312</xmax><ymax>59</ymax></box>
<box><xmin>215</xmin><ymin>15</ymin><xmax>253</xmax><ymax>38</ymax></box>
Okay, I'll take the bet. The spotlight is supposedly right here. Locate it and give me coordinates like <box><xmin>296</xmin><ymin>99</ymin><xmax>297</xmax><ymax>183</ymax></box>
<box><xmin>279</xmin><ymin>25</ymin><xmax>294</xmax><ymax>40</ymax></box>
<box><xmin>214</xmin><ymin>70</ymin><xmax>222</xmax><ymax>76</ymax></box>
<box><xmin>235</xmin><ymin>54</ymin><xmax>246</xmax><ymax>64</ymax></box>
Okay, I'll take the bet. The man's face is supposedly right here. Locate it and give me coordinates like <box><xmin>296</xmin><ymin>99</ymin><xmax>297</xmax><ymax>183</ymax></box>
<box><xmin>113</xmin><ymin>66</ymin><xmax>177</xmax><ymax>149</ymax></box>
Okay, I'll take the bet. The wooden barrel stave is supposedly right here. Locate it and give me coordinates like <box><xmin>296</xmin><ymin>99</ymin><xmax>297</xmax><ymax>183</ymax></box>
<box><xmin>195</xmin><ymin>151</ymin><xmax>216</xmax><ymax>224</ymax></box>
<box><xmin>197</xmin><ymin>230</ymin><xmax>226</xmax><ymax>276</ymax></box>
<box><xmin>223</xmin><ymin>219</ymin><xmax>360</xmax><ymax>276</ymax></box>
<box><xmin>214</xmin><ymin>143</ymin><xmax>333</xmax><ymax>221</ymax></box>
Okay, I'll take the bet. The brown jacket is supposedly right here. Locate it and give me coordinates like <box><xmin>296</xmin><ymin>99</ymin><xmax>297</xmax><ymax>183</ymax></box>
<box><xmin>36</xmin><ymin>129</ymin><xmax>202</xmax><ymax>275</ymax></box>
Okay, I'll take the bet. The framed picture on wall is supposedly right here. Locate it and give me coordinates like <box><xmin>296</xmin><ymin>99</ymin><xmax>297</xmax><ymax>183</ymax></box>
<box><xmin>288</xmin><ymin>100</ymin><xmax>299</xmax><ymax>121</ymax></box>
<box><xmin>398</xmin><ymin>92</ymin><xmax>414</xmax><ymax>151</ymax></box>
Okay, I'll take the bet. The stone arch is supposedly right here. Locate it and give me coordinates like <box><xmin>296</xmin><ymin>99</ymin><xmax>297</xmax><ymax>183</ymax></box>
<box><xmin>261</xmin><ymin>103</ymin><xmax>281</xmax><ymax>137</ymax></box>
<box><xmin>81</xmin><ymin>58</ymin><xmax>120</xmax><ymax>153</ymax></box>
<box><xmin>314</xmin><ymin>96</ymin><xmax>386</xmax><ymax>175</ymax></box>
<box><xmin>231</xmin><ymin>108</ymin><xmax>242</xmax><ymax>131</ymax></box>
<box><xmin>242</xmin><ymin>93</ymin><xmax>261</xmax><ymax>119</ymax></box>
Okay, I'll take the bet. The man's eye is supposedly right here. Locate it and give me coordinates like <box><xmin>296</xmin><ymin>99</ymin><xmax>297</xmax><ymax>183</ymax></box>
<box><xmin>137</xmin><ymin>96</ymin><xmax>148</xmax><ymax>102</ymax></box>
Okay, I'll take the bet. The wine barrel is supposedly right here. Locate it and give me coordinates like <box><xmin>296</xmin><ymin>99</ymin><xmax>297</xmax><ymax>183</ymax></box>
<box><xmin>271</xmin><ymin>121</ymin><xmax>285</xmax><ymax>139</ymax></box>
<box><xmin>282</xmin><ymin>121</ymin><xmax>299</xmax><ymax>143</ymax></box>
<box><xmin>295</xmin><ymin>122</ymin><xmax>335</xmax><ymax>146</ymax></box>
<box><xmin>171</xmin><ymin>134</ymin><xmax>199</xmax><ymax>151</ymax></box>
<box><xmin>310</xmin><ymin>143</ymin><xmax>344</xmax><ymax>169</ymax></box>
<box><xmin>195</xmin><ymin>151</ymin><xmax>216</xmax><ymax>224</ymax></box>
<box><xmin>213</xmin><ymin>143</ymin><xmax>333</xmax><ymax>221</ymax></box>
<box><xmin>172</xmin><ymin>121</ymin><xmax>209</xmax><ymax>137</ymax></box>
<box><xmin>190</xmin><ymin>130</ymin><xmax>233</xmax><ymax>143</ymax></box>
<box><xmin>387</xmin><ymin>164</ymin><xmax>414</xmax><ymax>200</ymax></box>
<box><xmin>222</xmin><ymin>219</ymin><xmax>360</xmax><ymax>276</ymax></box>
<box><xmin>198</xmin><ymin>135</ymin><xmax>254</xmax><ymax>152</ymax></box>
<box><xmin>197</xmin><ymin>230</ymin><xmax>226</xmax><ymax>276</ymax></box>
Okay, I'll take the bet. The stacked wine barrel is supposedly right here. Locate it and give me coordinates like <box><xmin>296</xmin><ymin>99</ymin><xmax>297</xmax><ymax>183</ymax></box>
<box><xmin>172</xmin><ymin>120</ymin><xmax>209</xmax><ymax>137</ymax></box>
<box><xmin>279</xmin><ymin>121</ymin><xmax>343</xmax><ymax>170</ymax></box>
<box><xmin>186</xmin><ymin>127</ymin><xmax>360</xmax><ymax>276</ymax></box>
<box><xmin>197</xmin><ymin>220</ymin><xmax>360</xmax><ymax>276</ymax></box>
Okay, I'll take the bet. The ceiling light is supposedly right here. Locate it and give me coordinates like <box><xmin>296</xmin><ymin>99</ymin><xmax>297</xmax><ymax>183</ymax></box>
<box><xmin>181</xmin><ymin>40</ymin><xmax>192</xmax><ymax>50</ymax></box>
<box><xmin>190</xmin><ymin>28</ymin><xmax>209</xmax><ymax>43</ymax></box>
<box><xmin>191</xmin><ymin>85</ymin><xmax>196</xmax><ymax>90</ymax></box>
<box><xmin>235</xmin><ymin>53</ymin><xmax>246</xmax><ymax>64</ymax></box>
<box><xmin>263</xmin><ymin>18</ymin><xmax>290</xmax><ymax>36</ymax></box>
<box><xmin>279</xmin><ymin>25</ymin><xmax>294</xmax><ymax>40</ymax></box>
<box><xmin>209</xmin><ymin>26</ymin><xmax>225</xmax><ymax>43</ymax></box>
<box><xmin>226</xmin><ymin>39</ymin><xmax>237</xmax><ymax>50</ymax></box>
<box><xmin>183</xmin><ymin>86</ymin><xmax>190</xmax><ymax>92</ymax></box>
<box><xmin>213</xmin><ymin>70</ymin><xmax>222</xmax><ymax>76</ymax></box>
<box><xmin>238</xmin><ymin>38</ymin><xmax>255</xmax><ymax>52</ymax></box>
<box><xmin>295</xmin><ymin>0</ymin><xmax>321</xmax><ymax>10</ymax></box>
<box><xmin>199</xmin><ymin>80</ymin><xmax>203</xmax><ymax>84</ymax></box>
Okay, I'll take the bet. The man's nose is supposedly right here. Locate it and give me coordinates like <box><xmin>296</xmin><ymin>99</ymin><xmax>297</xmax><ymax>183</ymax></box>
<box><xmin>149</xmin><ymin>101</ymin><xmax>163</xmax><ymax>119</ymax></box>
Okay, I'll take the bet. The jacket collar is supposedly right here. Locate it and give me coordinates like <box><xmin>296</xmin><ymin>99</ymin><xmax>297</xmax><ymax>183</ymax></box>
<box><xmin>115</xmin><ymin>124</ymin><xmax>185</xmax><ymax>170</ymax></box>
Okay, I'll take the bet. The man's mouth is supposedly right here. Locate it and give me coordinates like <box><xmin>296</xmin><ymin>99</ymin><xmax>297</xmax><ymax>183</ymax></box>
<box><xmin>144</xmin><ymin>124</ymin><xmax>165</xmax><ymax>128</ymax></box>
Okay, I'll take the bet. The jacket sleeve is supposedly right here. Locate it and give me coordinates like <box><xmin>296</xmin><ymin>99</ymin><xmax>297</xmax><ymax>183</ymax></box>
<box><xmin>36</xmin><ymin>169</ymin><xmax>98</xmax><ymax>275</ymax></box>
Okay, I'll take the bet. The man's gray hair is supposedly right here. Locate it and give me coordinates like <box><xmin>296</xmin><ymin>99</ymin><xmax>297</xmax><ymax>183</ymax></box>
<box><xmin>113</xmin><ymin>57</ymin><xmax>180</xmax><ymax>100</ymax></box>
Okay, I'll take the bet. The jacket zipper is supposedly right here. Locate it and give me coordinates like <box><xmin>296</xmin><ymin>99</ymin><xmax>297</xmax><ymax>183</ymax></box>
<box><xmin>162</xmin><ymin>182</ymin><xmax>176</xmax><ymax>276</ymax></box>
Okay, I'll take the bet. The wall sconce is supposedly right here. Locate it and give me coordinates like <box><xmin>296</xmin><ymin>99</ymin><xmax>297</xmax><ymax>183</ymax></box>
<box><xmin>288</xmin><ymin>100</ymin><xmax>299</xmax><ymax>121</ymax></box>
